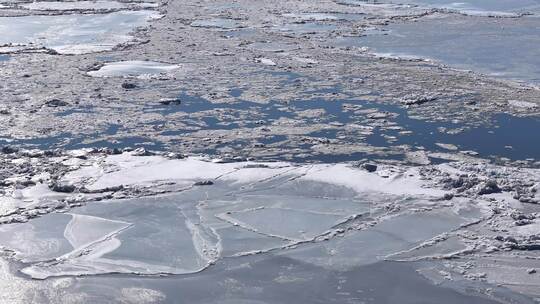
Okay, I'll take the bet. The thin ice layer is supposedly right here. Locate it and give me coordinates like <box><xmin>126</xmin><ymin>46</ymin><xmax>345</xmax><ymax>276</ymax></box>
<box><xmin>358</xmin><ymin>15</ymin><xmax>540</xmax><ymax>84</ymax></box>
<box><xmin>280</xmin><ymin>207</ymin><xmax>485</xmax><ymax>270</ymax></box>
<box><xmin>19</xmin><ymin>196</ymin><xmax>219</xmax><ymax>279</ymax></box>
<box><xmin>218</xmin><ymin>208</ymin><xmax>344</xmax><ymax>241</ymax></box>
<box><xmin>337</xmin><ymin>0</ymin><xmax>540</xmax><ymax>15</ymax></box>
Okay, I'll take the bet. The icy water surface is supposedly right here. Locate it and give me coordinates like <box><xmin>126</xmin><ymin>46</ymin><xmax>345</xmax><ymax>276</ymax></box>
<box><xmin>1</xmin><ymin>91</ymin><xmax>539</xmax><ymax>162</ymax></box>
<box><xmin>1</xmin><ymin>154</ymin><xmax>538</xmax><ymax>302</ymax></box>
<box><xmin>341</xmin><ymin>0</ymin><xmax>540</xmax><ymax>15</ymax></box>
<box><xmin>354</xmin><ymin>15</ymin><xmax>540</xmax><ymax>84</ymax></box>
<box><xmin>1</xmin><ymin>0</ymin><xmax>540</xmax><ymax>302</ymax></box>
<box><xmin>29</xmin><ymin>258</ymin><xmax>504</xmax><ymax>304</ymax></box>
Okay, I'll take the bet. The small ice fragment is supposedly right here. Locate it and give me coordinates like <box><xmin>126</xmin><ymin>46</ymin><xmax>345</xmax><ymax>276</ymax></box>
<box><xmin>257</xmin><ymin>58</ymin><xmax>277</xmax><ymax>66</ymax></box>
<box><xmin>87</xmin><ymin>61</ymin><xmax>180</xmax><ymax>78</ymax></box>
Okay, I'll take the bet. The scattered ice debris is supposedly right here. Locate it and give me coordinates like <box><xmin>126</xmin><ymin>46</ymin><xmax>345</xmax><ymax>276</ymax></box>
<box><xmin>406</xmin><ymin>150</ymin><xmax>431</xmax><ymax>165</ymax></box>
<box><xmin>435</xmin><ymin>143</ymin><xmax>459</xmax><ymax>151</ymax></box>
<box><xmin>508</xmin><ymin>100</ymin><xmax>538</xmax><ymax>109</ymax></box>
<box><xmin>400</xmin><ymin>94</ymin><xmax>437</xmax><ymax>105</ymax></box>
<box><xmin>283</xmin><ymin>13</ymin><xmax>340</xmax><ymax>21</ymax></box>
<box><xmin>190</xmin><ymin>18</ymin><xmax>241</xmax><ymax>29</ymax></box>
<box><xmin>87</xmin><ymin>61</ymin><xmax>180</xmax><ymax>78</ymax></box>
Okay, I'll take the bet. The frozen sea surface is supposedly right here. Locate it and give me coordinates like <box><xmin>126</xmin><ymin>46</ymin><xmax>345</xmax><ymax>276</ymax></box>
<box><xmin>0</xmin><ymin>153</ymin><xmax>537</xmax><ymax>302</ymax></box>
<box><xmin>0</xmin><ymin>10</ymin><xmax>161</xmax><ymax>54</ymax></box>
<box><xmin>339</xmin><ymin>0</ymin><xmax>540</xmax><ymax>16</ymax></box>
<box><xmin>352</xmin><ymin>15</ymin><xmax>540</xmax><ymax>84</ymax></box>
<box><xmin>20</xmin><ymin>1</ymin><xmax>157</xmax><ymax>11</ymax></box>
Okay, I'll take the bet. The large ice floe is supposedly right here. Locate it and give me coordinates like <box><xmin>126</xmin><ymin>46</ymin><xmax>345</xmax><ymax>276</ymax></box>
<box><xmin>20</xmin><ymin>1</ymin><xmax>158</xmax><ymax>11</ymax></box>
<box><xmin>356</xmin><ymin>14</ymin><xmax>540</xmax><ymax>84</ymax></box>
<box><xmin>338</xmin><ymin>0</ymin><xmax>540</xmax><ymax>16</ymax></box>
<box><xmin>0</xmin><ymin>10</ymin><xmax>161</xmax><ymax>54</ymax></box>
<box><xmin>0</xmin><ymin>149</ymin><xmax>538</xmax><ymax>303</ymax></box>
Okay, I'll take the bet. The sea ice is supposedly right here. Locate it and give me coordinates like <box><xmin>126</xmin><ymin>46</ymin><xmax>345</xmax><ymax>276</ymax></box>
<box><xmin>87</xmin><ymin>60</ymin><xmax>180</xmax><ymax>78</ymax></box>
<box><xmin>357</xmin><ymin>15</ymin><xmax>540</xmax><ymax>84</ymax></box>
<box><xmin>20</xmin><ymin>1</ymin><xmax>157</xmax><ymax>11</ymax></box>
<box><xmin>0</xmin><ymin>10</ymin><xmax>161</xmax><ymax>54</ymax></box>
<box><xmin>337</xmin><ymin>0</ymin><xmax>540</xmax><ymax>16</ymax></box>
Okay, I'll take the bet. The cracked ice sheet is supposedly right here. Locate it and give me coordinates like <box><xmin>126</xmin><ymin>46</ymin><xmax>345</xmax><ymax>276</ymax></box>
<box><xmin>278</xmin><ymin>201</ymin><xmax>491</xmax><ymax>270</ymax></box>
<box><xmin>15</xmin><ymin>195</ymin><xmax>217</xmax><ymax>279</ymax></box>
<box><xmin>1</xmin><ymin>155</ymin><xmax>466</xmax><ymax>280</ymax></box>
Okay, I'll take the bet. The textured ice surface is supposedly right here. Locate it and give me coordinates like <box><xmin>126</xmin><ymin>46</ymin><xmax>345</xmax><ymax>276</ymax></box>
<box><xmin>0</xmin><ymin>154</ymin><xmax>458</xmax><ymax>279</ymax></box>
<box><xmin>0</xmin><ymin>10</ymin><xmax>160</xmax><ymax>54</ymax></box>
<box><xmin>415</xmin><ymin>0</ymin><xmax>540</xmax><ymax>15</ymax></box>
<box><xmin>338</xmin><ymin>0</ymin><xmax>540</xmax><ymax>15</ymax></box>
<box><xmin>218</xmin><ymin>208</ymin><xmax>344</xmax><ymax>241</ymax></box>
<box><xmin>190</xmin><ymin>18</ymin><xmax>241</xmax><ymax>29</ymax></box>
<box><xmin>0</xmin><ymin>153</ymin><xmax>537</xmax><ymax>302</ymax></box>
<box><xmin>87</xmin><ymin>60</ymin><xmax>180</xmax><ymax>78</ymax></box>
<box><xmin>20</xmin><ymin>1</ymin><xmax>157</xmax><ymax>11</ymax></box>
<box><xmin>279</xmin><ymin>206</ymin><xmax>486</xmax><ymax>269</ymax></box>
<box><xmin>358</xmin><ymin>15</ymin><xmax>540</xmax><ymax>84</ymax></box>
<box><xmin>17</xmin><ymin>196</ymin><xmax>217</xmax><ymax>279</ymax></box>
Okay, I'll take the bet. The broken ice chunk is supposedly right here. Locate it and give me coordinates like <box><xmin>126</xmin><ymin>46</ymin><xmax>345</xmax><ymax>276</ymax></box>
<box><xmin>87</xmin><ymin>61</ymin><xmax>180</xmax><ymax>78</ymax></box>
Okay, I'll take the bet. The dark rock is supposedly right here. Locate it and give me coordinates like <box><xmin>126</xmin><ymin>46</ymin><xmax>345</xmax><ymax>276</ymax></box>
<box><xmin>121</xmin><ymin>82</ymin><xmax>137</xmax><ymax>89</ymax></box>
<box><xmin>1</xmin><ymin>146</ymin><xmax>18</xmax><ymax>154</ymax></box>
<box><xmin>515</xmin><ymin>219</ymin><xmax>533</xmax><ymax>226</ymax></box>
<box><xmin>400</xmin><ymin>94</ymin><xmax>437</xmax><ymax>105</ymax></box>
<box><xmin>50</xmin><ymin>183</ymin><xmax>76</xmax><ymax>193</ymax></box>
<box><xmin>159</xmin><ymin>98</ymin><xmax>181</xmax><ymax>105</ymax></box>
<box><xmin>131</xmin><ymin>147</ymin><xmax>153</xmax><ymax>156</ymax></box>
<box><xmin>360</xmin><ymin>163</ymin><xmax>377</xmax><ymax>172</ymax></box>
<box><xmin>443</xmin><ymin>193</ymin><xmax>454</xmax><ymax>200</ymax></box>
<box><xmin>80</xmin><ymin>185</ymin><xmax>123</xmax><ymax>194</ymax></box>
<box><xmin>194</xmin><ymin>180</ymin><xmax>214</xmax><ymax>186</ymax></box>
<box><xmin>45</xmin><ymin>99</ymin><xmax>69</xmax><ymax>107</ymax></box>
<box><xmin>512</xmin><ymin>243</ymin><xmax>540</xmax><ymax>251</ymax></box>
<box><xmin>477</xmin><ymin>180</ymin><xmax>501</xmax><ymax>195</ymax></box>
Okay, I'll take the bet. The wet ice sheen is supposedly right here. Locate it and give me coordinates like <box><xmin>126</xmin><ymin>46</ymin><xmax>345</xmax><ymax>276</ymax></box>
<box><xmin>356</xmin><ymin>15</ymin><xmax>540</xmax><ymax>84</ymax></box>
<box><xmin>338</xmin><ymin>0</ymin><xmax>540</xmax><ymax>15</ymax></box>
<box><xmin>0</xmin><ymin>154</ymin><xmax>470</xmax><ymax>280</ymax></box>
<box><xmin>0</xmin><ymin>153</ymin><xmax>536</xmax><ymax>303</ymax></box>
<box><xmin>0</xmin><ymin>10</ymin><xmax>160</xmax><ymax>54</ymax></box>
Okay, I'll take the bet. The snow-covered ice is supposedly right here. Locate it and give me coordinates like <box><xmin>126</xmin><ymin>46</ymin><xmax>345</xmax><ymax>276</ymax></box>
<box><xmin>87</xmin><ymin>61</ymin><xmax>180</xmax><ymax>78</ymax></box>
